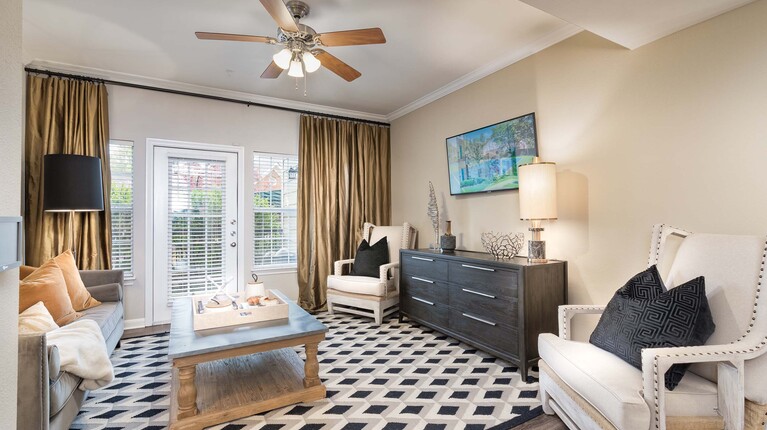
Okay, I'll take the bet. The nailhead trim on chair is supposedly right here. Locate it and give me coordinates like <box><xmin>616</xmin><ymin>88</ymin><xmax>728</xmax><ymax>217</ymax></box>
<box><xmin>649</xmin><ymin>224</ymin><xmax>665</xmax><ymax>267</ymax></box>
<box><xmin>560</xmin><ymin>306</ymin><xmax>606</xmax><ymax>340</ymax></box>
<box><xmin>647</xmin><ymin>224</ymin><xmax>693</xmax><ymax>267</ymax></box>
<box><xmin>651</xmin><ymin>237</ymin><xmax>767</xmax><ymax>429</ymax></box>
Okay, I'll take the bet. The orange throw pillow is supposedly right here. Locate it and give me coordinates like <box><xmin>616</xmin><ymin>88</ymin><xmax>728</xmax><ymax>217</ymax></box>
<box><xmin>19</xmin><ymin>259</ymin><xmax>80</xmax><ymax>326</ymax></box>
<box><xmin>19</xmin><ymin>265</ymin><xmax>36</xmax><ymax>280</ymax></box>
<box><xmin>53</xmin><ymin>250</ymin><xmax>101</xmax><ymax>311</ymax></box>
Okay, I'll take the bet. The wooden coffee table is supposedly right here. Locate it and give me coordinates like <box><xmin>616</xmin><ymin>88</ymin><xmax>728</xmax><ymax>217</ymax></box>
<box><xmin>167</xmin><ymin>290</ymin><xmax>327</xmax><ymax>430</ymax></box>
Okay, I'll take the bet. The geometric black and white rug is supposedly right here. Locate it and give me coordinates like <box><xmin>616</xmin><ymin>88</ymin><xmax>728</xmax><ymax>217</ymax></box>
<box><xmin>71</xmin><ymin>313</ymin><xmax>542</xmax><ymax>430</ymax></box>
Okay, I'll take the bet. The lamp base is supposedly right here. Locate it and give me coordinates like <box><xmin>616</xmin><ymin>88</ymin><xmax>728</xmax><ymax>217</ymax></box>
<box><xmin>528</xmin><ymin>240</ymin><xmax>547</xmax><ymax>263</ymax></box>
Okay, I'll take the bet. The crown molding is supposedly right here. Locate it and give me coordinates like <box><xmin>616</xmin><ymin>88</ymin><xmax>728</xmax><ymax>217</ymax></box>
<box><xmin>25</xmin><ymin>60</ymin><xmax>389</xmax><ymax>123</ymax></box>
<box><xmin>385</xmin><ymin>24</ymin><xmax>582</xmax><ymax>122</ymax></box>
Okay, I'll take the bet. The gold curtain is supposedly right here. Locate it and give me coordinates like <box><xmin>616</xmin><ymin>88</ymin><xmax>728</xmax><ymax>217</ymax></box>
<box><xmin>297</xmin><ymin>115</ymin><xmax>391</xmax><ymax>311</ymax></box>
<box><xmin>25</xmin><ymin>75</ymin><xmax>112</xmax><ymax>269</ymax></box>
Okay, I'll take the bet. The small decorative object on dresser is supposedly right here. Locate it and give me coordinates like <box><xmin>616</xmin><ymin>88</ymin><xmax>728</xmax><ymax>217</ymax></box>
<box><xmin>480</xmin><ymin>231</ymin><xmax>525</xmax><ymax>259</ymax></box>
<box><xmin>439</xmin><ymin>220</ymin><xmax>456</xmax><ymax>252</ymax></box>
<box><xmin>427</xmin><ymin>181</ymin><xmax>440</xmax><ymax>249</ymax></box>
<box><xmin>399</xmin><ymin>249</ymin><xmax>567</xmax><ymax>380</ymax></box>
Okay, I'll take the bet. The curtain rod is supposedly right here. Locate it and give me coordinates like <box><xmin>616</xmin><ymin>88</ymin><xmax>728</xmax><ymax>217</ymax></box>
<box><xmin>24</xmin><ymin>67</ymin><xmax>390</xmax><ymax>127</ymax></box>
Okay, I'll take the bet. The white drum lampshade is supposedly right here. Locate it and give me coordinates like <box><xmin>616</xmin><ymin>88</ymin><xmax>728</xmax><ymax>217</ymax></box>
<box><xmin>518</xmin><ymin>158</ymin><xmax>557</xmax><ymax>262</ymax></box>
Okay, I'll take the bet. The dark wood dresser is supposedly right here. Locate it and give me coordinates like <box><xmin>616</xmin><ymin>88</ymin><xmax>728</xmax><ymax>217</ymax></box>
<box><xmin>399</xmin><ymin>249</ymin><xmax>567</xmax><ymax>380</ymax></box>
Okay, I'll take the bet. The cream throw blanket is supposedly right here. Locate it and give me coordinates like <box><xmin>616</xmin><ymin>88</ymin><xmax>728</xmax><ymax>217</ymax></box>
<box><xmin>46</xmin><ymin>318</ymin><xmax>114</xmax><ymax>390</ymax></box>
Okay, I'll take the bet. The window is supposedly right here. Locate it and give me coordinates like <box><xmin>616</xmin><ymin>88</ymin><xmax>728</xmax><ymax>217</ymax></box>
<box><xmin>167</xmin><ymin>157</ymin><xmax>227</xmax><ymax>298</ymax></box>
<box><xmin>253</xmin><ymin>153</ymin><xmax>298</xmax><ymax>270</ymax></box>
<box><xmin>109</xmin><ymin>140</ymin><xmax>134</xmax><ymax>276</ymax></box>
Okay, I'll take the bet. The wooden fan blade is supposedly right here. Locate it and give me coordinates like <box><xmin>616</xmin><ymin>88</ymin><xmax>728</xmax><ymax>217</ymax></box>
<box><xmin>195</xmin><ymin>32</ymin><xmax>274</xmax><ymax>43</ymax></box>
<box><xmin>318</xmin><ymin>28</ymin><xmax>386</xmax><ymax>47</ymax></box>
<box><xmin>259</xmin><ymin>0</ymin><xmax>300</xmax><ymax>32</ymax></box>
<box><xmin>261</xmin><ymin>61</ymin><xmax>284</xmax><ymax>79</ymax></box>
<box><xmin>314</xmin><ymin>50</ymin><xmax>361</xmax><ymax>82</ymax></box>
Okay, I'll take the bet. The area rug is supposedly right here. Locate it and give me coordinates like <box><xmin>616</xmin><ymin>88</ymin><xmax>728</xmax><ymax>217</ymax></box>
<box><xmin>71</xmin><ymin>313</ymin><xmax>542</xmax><ymax>429</ymax></box>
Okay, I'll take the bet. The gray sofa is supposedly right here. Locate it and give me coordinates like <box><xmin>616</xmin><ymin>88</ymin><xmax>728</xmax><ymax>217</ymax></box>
<box><xmin>18</xmin><ymin>270</ymin><xmax>125</xmax><ymax>430</ymax></box>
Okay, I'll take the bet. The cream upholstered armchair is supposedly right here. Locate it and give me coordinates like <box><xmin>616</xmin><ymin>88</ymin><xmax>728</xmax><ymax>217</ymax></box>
<box><xmin>327</xmin><ymin>222</ymin><xmax>417</xmax><ymax>325</ymax></box>
<box><xmin>539</xmin><ymin>224</ymin><xmax>767</xmax><ymax>430</ymax></box>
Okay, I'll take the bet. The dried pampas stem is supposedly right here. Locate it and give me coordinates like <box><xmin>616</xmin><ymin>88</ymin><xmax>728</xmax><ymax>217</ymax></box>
<box><xmin>427</xmin><ymin>181</ymin><xmax>440</xmax><ymax>249</ymax></box>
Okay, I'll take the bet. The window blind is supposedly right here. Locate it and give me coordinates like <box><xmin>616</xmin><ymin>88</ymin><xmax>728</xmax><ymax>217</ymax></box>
<box><xmin>109</xmin><ymin>141</ymin><xmax>134</xmax><ymax>276</ymax></box>
<box><xmin>253</xmin><ymin>153</ymin><xmax>298</xmax><ymax>270</ymax></box>
<box><xmin>167</xmin><ymin>157</ymin><xmax>227</xmax><ymax>298</ymax></box>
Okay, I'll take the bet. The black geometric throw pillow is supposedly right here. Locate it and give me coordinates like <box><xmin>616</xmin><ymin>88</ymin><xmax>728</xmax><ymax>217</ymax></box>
<box><xmin>634</xmin><ymin>275</ymin><xmax>715</xmax><ymax>390</ymax></box>
<box><xmin>590</xmin><ymin>265</ymin><xmax>716</xmax><ymax>390</ymax></box>
<box><xmin>349</xmin><ymin>236</ymin><xmax>389</xmax><ymax>278</ymax></box>
<box><xmin>590</xmin><ymin>265</ymin><xmax>666</xmax><ymax>366</ymax></box>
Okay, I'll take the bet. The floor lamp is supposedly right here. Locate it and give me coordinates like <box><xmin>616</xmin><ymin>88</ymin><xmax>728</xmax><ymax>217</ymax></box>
<box><xmin>43</xmin><ymin>154</ymin><xmax>105</xmax><ymax>259</ymax></box>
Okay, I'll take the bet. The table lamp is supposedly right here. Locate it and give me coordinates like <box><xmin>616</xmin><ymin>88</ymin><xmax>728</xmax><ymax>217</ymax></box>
<box><xmin>518</xmin><ymin>157</ymin><xmax>557</xmax><ymax>263</ymax></box>
<box><xmin>43</xmin><ymin>154</ymin><xmax>105</xmax><ymax>258</ymax></box>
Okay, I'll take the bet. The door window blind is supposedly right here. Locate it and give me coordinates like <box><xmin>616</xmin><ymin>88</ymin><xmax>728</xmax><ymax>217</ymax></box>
<box><xmin>253</xmin><ymin>153</ymin><xmax>298</xmax><ymax>270</ymax></box>
<box><xmin>109</xmin><ymin>141</ymin><xmax>134</xmax><ymax>276</ymax></box>
<box><xmin>167</xmin><ymin>157</ymin><xmax>227</xmax><ymax>298</ymax></box>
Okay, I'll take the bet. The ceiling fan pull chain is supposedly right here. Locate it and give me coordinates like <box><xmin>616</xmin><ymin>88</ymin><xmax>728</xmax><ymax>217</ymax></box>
<box><xmin>303</xmin><ymin>62</ymin><xmax>308</xmax><ymax>96</ymax></box>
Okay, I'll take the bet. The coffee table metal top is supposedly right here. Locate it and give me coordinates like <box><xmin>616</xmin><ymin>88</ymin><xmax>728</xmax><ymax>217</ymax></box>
<box><xmin>168</xmin><ymin>290</ymin><xmax>327</xmax><ymax>359</ymax></box>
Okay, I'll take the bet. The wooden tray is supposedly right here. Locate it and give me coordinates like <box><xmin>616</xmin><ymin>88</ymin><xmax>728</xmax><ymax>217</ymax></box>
<box><xmin>192</xmin><ymin>290</ymin><xmax>289</xmax><ymax>331</ymax></box>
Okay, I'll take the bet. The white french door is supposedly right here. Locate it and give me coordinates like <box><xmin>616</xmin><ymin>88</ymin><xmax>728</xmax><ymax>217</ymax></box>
<box><xmin>152</xmin><ymin>146</ymin><xmax>240</xmax><ymax>323</ymax></box>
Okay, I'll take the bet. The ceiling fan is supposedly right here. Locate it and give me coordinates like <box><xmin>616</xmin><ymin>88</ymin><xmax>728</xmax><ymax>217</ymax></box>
<box><xmin>195</xmin><ymin>0</ymin><xmax>386</xmax><ymax>83</ymax></box>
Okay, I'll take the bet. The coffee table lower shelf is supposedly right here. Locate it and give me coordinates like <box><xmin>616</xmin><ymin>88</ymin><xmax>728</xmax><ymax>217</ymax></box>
<box><xmin>169</xmin><ymin>349</ymin><xmax>326</xmax><ymax>430</ymax></box>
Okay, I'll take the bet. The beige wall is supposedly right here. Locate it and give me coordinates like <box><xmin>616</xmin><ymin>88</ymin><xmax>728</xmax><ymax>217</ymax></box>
<box><xmin>0</xmin><ymin>0</ymin><xmax>22</xmax><ymax>425</ymax></box>
<box><xmin>391</xmin><ymin>0</ymin><xmax>767</xmax><ymax>336</ymax></box>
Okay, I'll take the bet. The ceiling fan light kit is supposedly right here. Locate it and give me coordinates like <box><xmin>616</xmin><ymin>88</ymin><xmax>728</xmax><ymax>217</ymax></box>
<box><xmin>196</xmin><ymin>0</ymin><xmax>386</xmax><ymax>93</ymax></box>
<box><xmin>302</xmin><ymin>51</ymin><xmax>321</xmax><ymax>73</ymax></box>
<box><xmin>272</xmin><ymin>48</ymin><xmax>293</xmax><ymax>69</ymax></box>
<box><xmin>288</xmin><ymin>59</ymin><xmax>304</xmax><ymax>78</ymax></box>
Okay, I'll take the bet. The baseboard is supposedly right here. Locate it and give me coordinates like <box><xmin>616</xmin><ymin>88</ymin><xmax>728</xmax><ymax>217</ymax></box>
<box><xmin>124</xmin><ymin>318</ymin><xmax>146</xmax><ymax>330</ymax></box>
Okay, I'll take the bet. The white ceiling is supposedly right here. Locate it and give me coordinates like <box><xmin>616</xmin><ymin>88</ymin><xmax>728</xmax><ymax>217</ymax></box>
<box><xmin>22</xmin><ymin>0</ymin><xmax>576</xmax><ymax>119</ymax></box>
<box><xmin>22</xmin><ymin>0</ymin><xmax>755</xmax><ymax>120</ymax></box>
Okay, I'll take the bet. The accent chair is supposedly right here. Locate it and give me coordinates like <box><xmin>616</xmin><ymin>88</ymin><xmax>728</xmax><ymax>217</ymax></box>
<box><xmin>326</xmin><ymin>222</ymin><xmax>417</xmax><ymax>325</ymax></box>
<box><xmin>538</xmin><ymin>224</ymin><xmax>767</xmax><ymax>430</ymax></box>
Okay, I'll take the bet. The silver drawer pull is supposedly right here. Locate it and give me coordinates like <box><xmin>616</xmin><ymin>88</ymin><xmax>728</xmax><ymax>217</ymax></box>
<box><xmin>461</xmin><ymin>288</ymin><xmax>496</xmax><ymax>299</ymax></box>
<box><xmin>462</xmin><ymin>313</ymin><xmax>497</xmax><ymax>326</ymax></box>
<box><xmin>461</xmin><ymin>264</ymin><xmax>495</xmax><ymax>272</ymax></box>
<box><xmin>412</xmin><ymin>296</ymin><xmax>435</xmax><ymax>306</ymax></box>
<box><xmin>411</xmin><ymin>256</ymin><xmax>434</xmax><ymax>262</ymax></box>
<box><xmin>411</xmin><ymin>276</ymin><xmax>434</xmax><ymax>284</ymax></box>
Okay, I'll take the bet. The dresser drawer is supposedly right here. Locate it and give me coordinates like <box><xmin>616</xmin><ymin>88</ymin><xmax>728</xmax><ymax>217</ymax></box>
<box><xmin>401</xmin><ymin>274</ymin><xmax>448</xmax><ymax>304</ymax></box>
<box><xmin>449</xmin><ymin>283</ymin><xmax>518</xmax><ymax>326</ymax></box>
<box><xmin>401</xmin><ymin>294</ymin><xmax>448</xmax><ymax>327</ymax></box>
<box><xmin>448</xmin><ymin>308</ymin><xmax>518</xmax><ymax>357</ymax></box>
<box><xmin>400</xmin><ymin>253</ymin><xmax>448</xmax><ymax>282</ymax></box>
<box><xmin>448</xmin><ymin>261</ymin><xmax>518</xmax><ymax>299</ymax></box>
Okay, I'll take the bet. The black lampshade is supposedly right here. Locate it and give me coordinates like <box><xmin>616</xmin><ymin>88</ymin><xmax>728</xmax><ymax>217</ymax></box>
<box><xmin>43</xmin><ymin>154</ymin><xmax>104</xmax><ymax>212</ymax></box>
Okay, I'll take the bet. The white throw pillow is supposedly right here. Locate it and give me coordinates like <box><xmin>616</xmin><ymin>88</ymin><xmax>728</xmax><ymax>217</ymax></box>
<box><xmin>19</xmin><ymin>301</ymin><xmax>60</xmax><ymax>334</ymax></box>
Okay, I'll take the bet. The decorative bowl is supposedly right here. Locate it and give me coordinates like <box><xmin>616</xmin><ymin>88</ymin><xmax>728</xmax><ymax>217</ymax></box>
<box><xmin>481</xmin><ymin>232</ymin><xmax>525</xmax><ymax>260</ymax></box>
